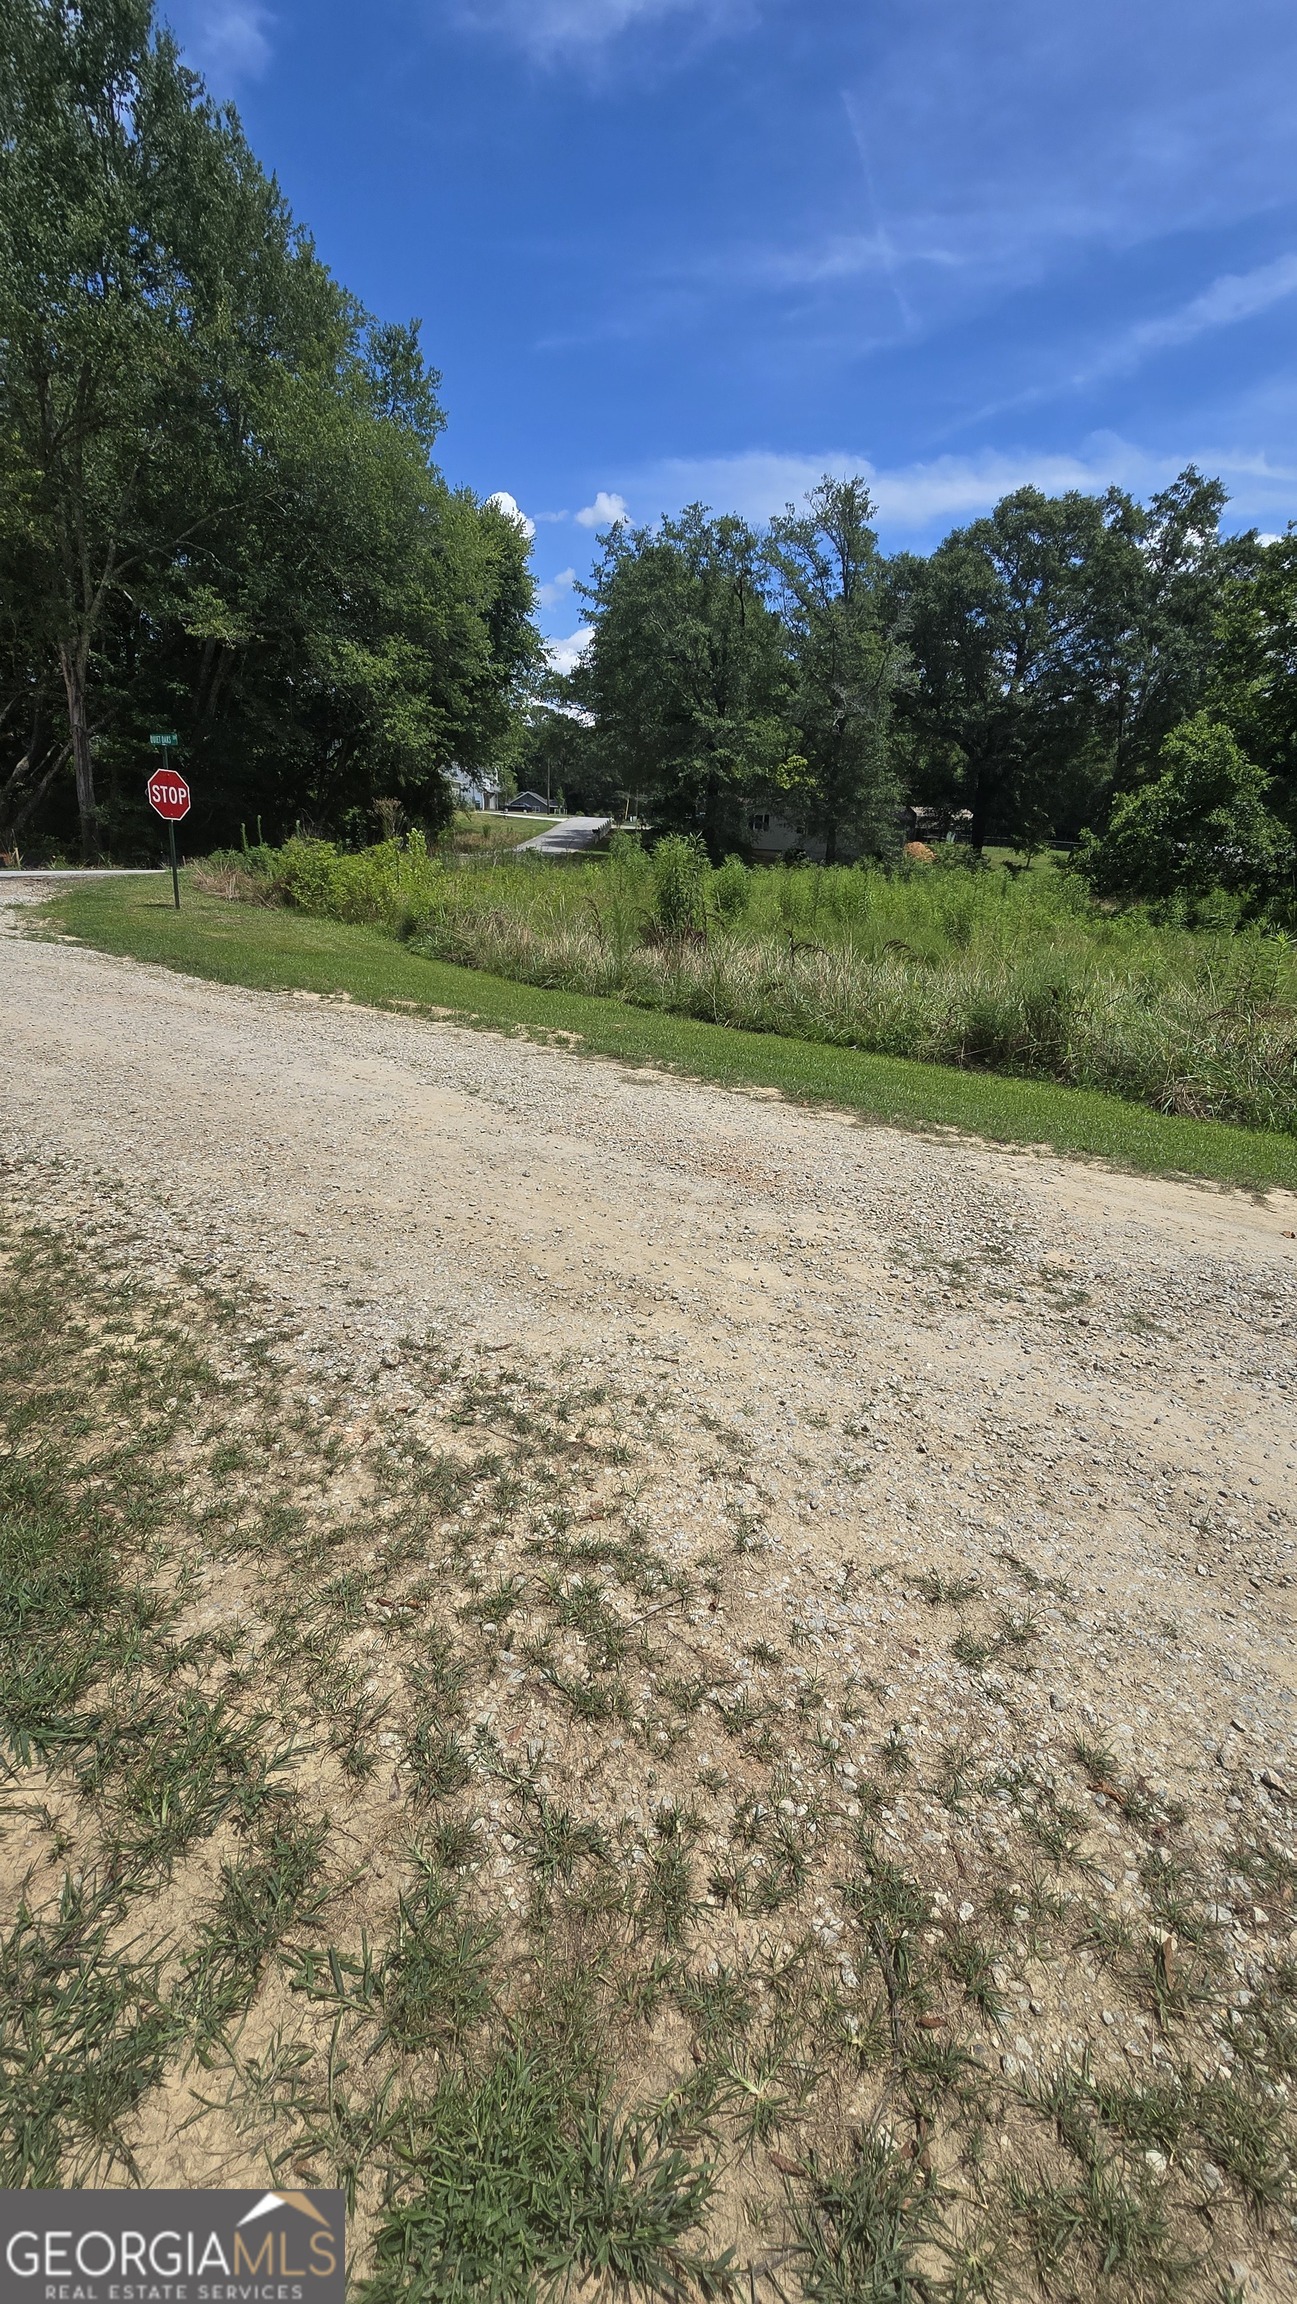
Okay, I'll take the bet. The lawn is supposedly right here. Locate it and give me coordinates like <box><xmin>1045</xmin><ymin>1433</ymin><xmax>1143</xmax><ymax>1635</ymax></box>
<box><xmin>35</xmin><ymin>875</ymin><xmax>1297</xmax><ymax>1193</ymax></box>
<box><xmin>444</xmin><ymin>809</ymin><xmax>561</xmax><ymax>855</ymax></box>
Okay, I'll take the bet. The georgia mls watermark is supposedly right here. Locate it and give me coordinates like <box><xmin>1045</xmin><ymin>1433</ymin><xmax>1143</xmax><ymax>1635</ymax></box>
<box><xmin>0</xmin><ymin>2192</ymin><xmax>344</xmax><ymax>2304</ymax></box>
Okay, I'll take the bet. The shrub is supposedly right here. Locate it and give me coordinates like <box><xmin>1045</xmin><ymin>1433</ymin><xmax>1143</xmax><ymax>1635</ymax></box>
<box><xmin>651</xmin><ymin>835</ymin><xmax>709</xmax><ymax>939</ymax></box>
<box><xmin>712</xmin><ymin>854</ymin><xmax>751</xmax><ymax>924</ymax></box>
<box><xmin>1078</xmin><ymin>715</ymin><xmax>1294</xmax><ymax>905</ymax></box>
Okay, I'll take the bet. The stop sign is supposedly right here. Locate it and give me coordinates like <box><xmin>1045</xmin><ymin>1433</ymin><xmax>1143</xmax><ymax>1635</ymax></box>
<box><xmin>146</xmin><ymin>770</ymin><xmax>191</xmax><ymax>821</ymax></box>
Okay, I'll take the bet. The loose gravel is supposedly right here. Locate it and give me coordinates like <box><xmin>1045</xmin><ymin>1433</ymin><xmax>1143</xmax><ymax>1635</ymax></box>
<box><xmin>4</xmin><ymin>888</ymin><xmax>1297</xmax><ymax>2288</ymax></box>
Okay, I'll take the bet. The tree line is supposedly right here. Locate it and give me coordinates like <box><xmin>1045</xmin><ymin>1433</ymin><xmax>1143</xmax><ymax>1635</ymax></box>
<box><xmin>0</xmin><ymin>0</ymin><xmax>538</xmax><ymax>864</ymax></box>
<box><xmin>531</xmin><ymin>475</ymin><xmax>1297</xmax><ymax>907</ymax></box>
<box><xmin>4</xmin><ymin>3</ymin><xmax>1295</xmax><ymax>911</ymax></box>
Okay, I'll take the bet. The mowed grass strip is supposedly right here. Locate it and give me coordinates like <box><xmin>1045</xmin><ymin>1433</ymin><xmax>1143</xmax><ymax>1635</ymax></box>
<box><xmin>36</xmin><ymin>876</ymin><xmax>1297</xmax><ymax>1193</ymax></box>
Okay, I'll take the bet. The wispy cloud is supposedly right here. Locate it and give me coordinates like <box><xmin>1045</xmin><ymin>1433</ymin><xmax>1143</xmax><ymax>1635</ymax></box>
<box><xmin>953</xmin><ymin>254</ymin><xmax>1297</xmax><ymax>432</ymax></box>
<box><xmin>707</xmin><ymin>0</ymin><xmax>1297</xmax><ymax>346</ymax></box>
<box><xmin>165</xmin><ymin>0</ymin><xmax>272</xmax><ymax>83</ymax></box>
<box><xmin>451</xmin><ymin>0</ymin><xmax>741</xmax><ymax>61</ymax></box>
<box><xmin>536</xmin><ymin>566</ymin><xmax>577</xmax><ymax>607</ymax></box>
<box><xmin>575</xmin><ymin>490</ymin><xmax>630</xmax><ymax>528</ymax></box>
<box><xmin>1077</xmin><ymin>253</ymin><xmax>1297</xmax><ymax>386</ymax></box>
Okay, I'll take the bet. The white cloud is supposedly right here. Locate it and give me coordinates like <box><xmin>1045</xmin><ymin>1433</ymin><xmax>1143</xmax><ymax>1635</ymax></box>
<box><xmin>486</xmin><ymin>490</ymin><xmax>537</xmax><ymax>540</ymax></box>
<box><xmin>575</xmin><ymin>490</ymin><xmax>629</xmax><ymax>529</ymax></box>
<box><xmin>537</xmin><ymin>566</ymin><xmax>577</xmax><ymax>608</ymax></box>
<box><xmin>165</xmin><ymin>1</ymin><xmax>271</xmax><ymax>82</ymax></box>
<box><xmin>547</xmin><ymin>626</ymin><xmax>595</xmax><ymax>674</ymax></box>
<box><xmin>622</xmin><ymin>436</ymin><xmax>1297</xmax><ymax>544</ymax></box>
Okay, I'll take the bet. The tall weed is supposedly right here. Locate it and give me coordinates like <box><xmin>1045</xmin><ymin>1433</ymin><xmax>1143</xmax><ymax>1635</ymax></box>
<box><xmin>218</xmin><ymin>838</ymin><xmax>1297</xmax><ymax>1133</ymax></box>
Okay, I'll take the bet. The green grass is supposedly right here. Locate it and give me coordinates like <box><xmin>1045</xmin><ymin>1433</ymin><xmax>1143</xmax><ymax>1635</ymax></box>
<box><xmin>38</xmin><ymin>876</ymin><xmax>1297</xmax><ymax>1191</ymax></box>
<box><xmin>446</xmin><ymin>810</ymin><xmax>562</xmax><ymax>855</ymax></box>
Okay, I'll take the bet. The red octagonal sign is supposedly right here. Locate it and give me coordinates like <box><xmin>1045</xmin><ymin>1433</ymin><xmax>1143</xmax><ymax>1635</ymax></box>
<box><xmin>146</xmin><ymin>769</ymin><xmax>191</xmax><ymax>821</ymax></box>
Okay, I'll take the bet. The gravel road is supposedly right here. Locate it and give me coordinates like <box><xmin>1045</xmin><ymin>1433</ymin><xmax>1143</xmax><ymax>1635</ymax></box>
<box><xmin>3</xmin><ymin>885</ymin><xmax>1296</xmax><ymax>1808</ymax></box>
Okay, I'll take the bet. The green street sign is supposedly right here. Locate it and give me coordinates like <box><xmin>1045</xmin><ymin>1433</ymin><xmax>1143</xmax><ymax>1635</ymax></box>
<box><xmin>149</xmin><ymin>732</ymin><xmax>180</xmax><ymax>747</ymax></box>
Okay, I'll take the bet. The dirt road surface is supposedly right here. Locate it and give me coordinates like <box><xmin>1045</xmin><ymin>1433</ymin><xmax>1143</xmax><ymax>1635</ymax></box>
<box><xmin>4</xmin><ymin>887</ymin><xmax>1297</xmax><ymax>2283</ymax></box>
<box><xmin>3</xmin><ymin>892</ymin><xmax>1295</xmax><ymax>1768</ymax></box>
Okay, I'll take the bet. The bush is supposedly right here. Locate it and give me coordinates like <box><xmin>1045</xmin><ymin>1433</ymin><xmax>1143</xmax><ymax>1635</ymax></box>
<box><xmin>712</xmin><ymin>854</ymin><xmax>751</xmax><ymax>924</ymax></box>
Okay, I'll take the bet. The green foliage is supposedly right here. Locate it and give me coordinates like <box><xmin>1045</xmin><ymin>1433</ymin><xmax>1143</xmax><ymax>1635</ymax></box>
<box><xmin>573</xmin><ymin>505</ymin><xmax>790</xmax><ymax>855</ymax></box>
<box><xmin>1208</xmin><ymin>530</ymin><xmax>1297</xmax><ymax>838</ymax></box>
<box><xmin>769</xmin><ymin>476</ymin><xmax>906</xmax><ymax>863</ymax></box>
<box><xmin>711</xmin><ymin>854</ymin><xmax>751</xmax><ymax>922</ymax></box>
<box><xmin>652</xmin><ymin>835</ymin><xmax>711</xmax><ymax>938</ymax></box>
<box><xmin>889</xmin><ymin>470</ymin><xmax>1231</xmax><ymax>853</ymax></box>
<box><xmin>361</xmin><ymin>2050</ymin><xmax>731</xmax><ymax>2303</ymax></box>
<box><xmin>1078</xmin><ymin>714</ymin><xmax>1293</xmax><ymax>904</ymax></box>
<box><xmin>0</xmin><ymin>0</ymin><xmax>537</xmax><ymax>862</ymax></box>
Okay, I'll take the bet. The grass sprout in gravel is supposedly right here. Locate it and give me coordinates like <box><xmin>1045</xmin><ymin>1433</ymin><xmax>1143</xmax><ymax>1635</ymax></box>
<box><xmin>3</xmin><ymin>1163</ymin><xmax>1297</xmax><ymax>2298</ymax></box>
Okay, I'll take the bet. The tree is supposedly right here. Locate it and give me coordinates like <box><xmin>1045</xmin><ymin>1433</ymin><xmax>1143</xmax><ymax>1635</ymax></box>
<box><xmin>1206</xmin><ymin>529</ymin><xmax>1297</xmax><ymax>837</ymax></box>
<box><xmin>0</xmin><ymin>0</ymin><xmax>280</xmax><ymax>855</ymax></box>
<box><xmin>1096</xmin><ymin>468</ymin><xmax>1232</xmax><ymax>786</ymax></box>
<box><xmin>1075</xmin><ymin>714</ymin><xmax>1292</xmax><ymax>903</ymax></box>
<box><xmin>574</xmin><ymin>506</ymin><xmax>789</xmax><ymax>855</ymax></box>
<box><xmin>0</xmin><ymin>0</ymin><xmax>538</xmax><ymax>860</ymax></box>
<box><xmin>890</xmin><ymin>487</ymin><xmax>1130</xmax><ymax>852</ymax></box>
<box><xmin>514</xmin><ymin>698</ymin><xmax>599</xmax><ymax>813</ymax></box>
<box><xmin>767</xmin><ymin>477</ymin><xmax>906</xmax><ymax>862</ymax></box>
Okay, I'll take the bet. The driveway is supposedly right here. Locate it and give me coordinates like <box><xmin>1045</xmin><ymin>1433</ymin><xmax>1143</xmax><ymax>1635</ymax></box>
<box><xmin>515</xmin><ymin>813</ymin><xmax>610</xmax><ymax>855</ymax></box>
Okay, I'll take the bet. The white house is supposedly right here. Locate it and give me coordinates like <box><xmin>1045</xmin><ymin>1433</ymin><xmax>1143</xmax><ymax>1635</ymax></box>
<box><xmin>744</xmin><ymin>807</ymin><xmax>834</xmax><ymax>863</ymax></box>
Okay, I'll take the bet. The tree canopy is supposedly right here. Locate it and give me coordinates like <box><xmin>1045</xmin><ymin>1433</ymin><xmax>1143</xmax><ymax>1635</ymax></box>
<box><xmin>0</xmin><ymin>0</ymin><xmax>538</xmax><ymax>860</ymax></box>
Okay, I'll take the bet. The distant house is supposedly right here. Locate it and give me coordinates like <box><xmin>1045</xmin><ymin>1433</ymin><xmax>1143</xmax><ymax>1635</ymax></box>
<box><xmin>505</xmin><ymin>790</ymin><xmax>554</xmax><ymax>815</ymax></box>
<box><xmin>744</xmin><ymin>808</ymin><xmax>861</xmax><ymax>864</ymax></box>
<box><xmin>747</xmin><ymin>807</ymin><xmax>822</xmax><ymax>861</ymax></box>
<box><xmin>447</xmin><ymin>763</ymin><xmax>505</xmax><ymax>811</ymax></box>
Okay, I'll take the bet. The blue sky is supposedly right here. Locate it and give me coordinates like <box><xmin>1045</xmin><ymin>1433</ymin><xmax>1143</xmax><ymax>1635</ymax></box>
<box><xmin>167</xmin><ymin>0</ymin><xmax>1297</xmax><ymax>662</ymax></box>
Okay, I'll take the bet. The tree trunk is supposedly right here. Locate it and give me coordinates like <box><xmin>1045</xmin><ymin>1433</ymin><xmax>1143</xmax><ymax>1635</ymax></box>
<box><xmin>824</xmin><ymin>819</ymin><xmax>838</xmax><ymax>865</ymax></box>
<box><xmin>968</xmin><ymin>763</ymin><xmax>988</xmax><ymax>853</ymax></box>
<box><xmin>59</xmin><ymin>643</ymin><xmax>99</xmax><ymax>863</ymax></box>
<box><xmin>702</xmin><ymin>768</ymin><xmax>720</xmax><ymax>861</ymax></box>
<box><xmin>3</xmin><ymin>744</ymin><xmax>70</xmax><ymax>848</ymax></box>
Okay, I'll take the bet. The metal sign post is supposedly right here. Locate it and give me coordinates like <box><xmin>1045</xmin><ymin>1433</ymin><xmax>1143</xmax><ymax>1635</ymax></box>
<box><xmin>147</xmin><ymin>737</ymin><xmax>190</xmax><ymax>909</ymax></box>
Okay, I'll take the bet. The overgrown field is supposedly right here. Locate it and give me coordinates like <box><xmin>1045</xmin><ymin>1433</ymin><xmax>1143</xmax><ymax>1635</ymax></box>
<box><xmin>4</xmin><ymin>1171</ymin><xmax>1297</xmax><ymax>2298</ymax></box>
<box><xmin>200</xmin><ymin>838</ymin><xmax>1297</xmax><ymax>1136</ymax></box>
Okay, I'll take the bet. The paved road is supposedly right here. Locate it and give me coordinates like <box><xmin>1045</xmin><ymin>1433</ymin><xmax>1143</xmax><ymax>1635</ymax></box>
<box><xmin>0</xmin><ymin>867</ymin><xmax>165</xmax><ymax>879</ymax></box>
<box><xmin>516</xmin><ymin>814</ymin><xmax>610</xmax><ymax>856</ymax></box>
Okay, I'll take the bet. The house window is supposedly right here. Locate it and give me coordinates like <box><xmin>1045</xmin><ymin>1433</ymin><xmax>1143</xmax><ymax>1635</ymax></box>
<box><xmin>749</xmin><ymin>813</ymin><xmax>770</xmax><ymax>832</ymax></box>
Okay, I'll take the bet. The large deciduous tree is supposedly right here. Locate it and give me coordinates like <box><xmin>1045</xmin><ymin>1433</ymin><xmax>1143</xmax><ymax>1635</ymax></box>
<box><xmin>0</xmin><ymin>0</ymin><xmax>537</xmax><ymax>860</ymax></box>
<box><xmin>888</xmin><ymin>487</ymin><xmax>1130</xmax><ymax>852</ymax></box>
<box><xmin>574</xmin><ymin>506</ymin><xmax>789</xmax><ymax>855</ymax></box>
<box><xmin>768</xmin><ymin>477</ymin><xmax>906</xmax><ymax>863</ymax></box>
<box><xmin>1206</xmin><ymin>529</ymin><xmax>1297</xmax><ymax>839</ymax></box>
